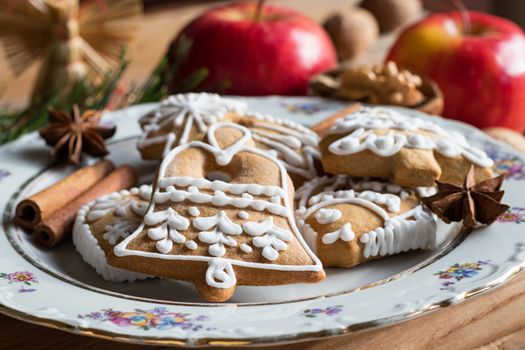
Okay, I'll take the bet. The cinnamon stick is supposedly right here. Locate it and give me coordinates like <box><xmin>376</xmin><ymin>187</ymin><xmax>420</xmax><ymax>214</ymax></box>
<box><xmin>15</xmin><ymin>160</ymin><xmax>115</xmax><ymax>229</ymax></box>
<box><xmin>34</xmin><ymin>165</ymin><xmax>138</xmax><ymax>248</ymax></box>
<box><xmin>310</xmin><ymin>103</ymin><xmax>361</xmax><ymax>138</ymax></box>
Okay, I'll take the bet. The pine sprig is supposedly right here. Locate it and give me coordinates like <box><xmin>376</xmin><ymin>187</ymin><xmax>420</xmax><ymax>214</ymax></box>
<box><xmin>0</xmin><ymin>58</ymin><xmax>128</xmax><ymax>144</ymax></box>
<box><xmin>0</xmin><ymin>36</ymin><xmax>228</xmax><ymax>145</ymax></box>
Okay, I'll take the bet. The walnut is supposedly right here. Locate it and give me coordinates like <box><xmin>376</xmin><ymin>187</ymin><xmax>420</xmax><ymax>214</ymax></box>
<box><xmin>339</xmin><ymin>61</ymin><xmax>425</xmax><ymax>106</ymax></box>
<box><xmin>323</xmin><ymin>7</ymin><xmax>379</xmax><ymax>61</ymax></box>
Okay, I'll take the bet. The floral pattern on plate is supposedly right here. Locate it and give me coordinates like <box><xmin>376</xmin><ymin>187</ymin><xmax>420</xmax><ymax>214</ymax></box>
<box><xmin>281</xmin><ymin>102</ymin><xmax>334</xmax><ymax>115</ymax></box>
<box><xmin>1</xmin><ymin>99</ymin><xmax>525</xmax><ymax>346</ymax></box>
<box><xmin>0</xmin><ymin>169</ymin><xmax>10</xmax><ymax>182</ymax></box>
<box><xmin>435</xmin><ymin>260</ymin><xmax>490</xmax><ymax>291</ymax></box>
<box><xmin>485</xmin><ymin>146</ymin><xmax>525</xmax><ymax>180</ymax></box>
<box><xmin>497</xmin><ymin>207</ymin><xmax>525</xmax><ymax>224</ymax></box>
<box><xmin>78</xmin><ymin>307</ymin><xmax>213</xmax><ymax>331</ymax></box>
<box><xmin>0</xmin><ymin>271</ymin><xmax>38</xmax><ymax>293</ymax></box>
<box><xmin>303</xmin><ymin>305</ymin><xmax>343</xmax><ymax>318</ymax></box>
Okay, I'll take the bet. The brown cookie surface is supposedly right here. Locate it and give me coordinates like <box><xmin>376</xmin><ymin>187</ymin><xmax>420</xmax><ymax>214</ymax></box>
<box><xmin>295</xmin><ymin>175</ymin><xmax>437</xmax><ymax>268</ymax></box>
<box><xmin>117</xmin><ymin>122</ymin><xmax>325</xmax><ymax>302</ymax></box>
<box><xmin>73</xmin><ymin>186</ymin><xmax>152</xmax><ymax>282</ymax></box>
<box><xmin>138</xmin><ymin>93</ymin><xmax>322</xmax><ymax>186</ymax></box>
<box><xmin>319</xmin><ymin>107</ymin><xmax>494</xmax><ymax>187</ymax></box>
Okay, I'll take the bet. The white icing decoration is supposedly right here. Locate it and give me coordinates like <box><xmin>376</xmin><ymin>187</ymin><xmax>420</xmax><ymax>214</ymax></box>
<box><xmin>103</xmin><ymin>219</ymin><xmax>137</xmax><ymax>245</ymax></box>
<box><xmin>207</xmin><ymin>122</ymin><xmax>252</xmax><ymax>166</ymax></box>
<box><xmin>295</xmin><ymin>175</ymin><xmax>436</xmax><ymax>256</ymax></box>
<box><xmin>138</xmin><ymin>185</ymin><xmax>153</xmax><ymax>201</ymax></box>
<box><xmin>185</xmin><ymin>240</ymin><xmax>198</xmax><ymax>250</ymax></box>
<box><xmin>242</xmin><ymin>217</ymin><xmax>292</xmax><ymax>261</ymax></box>
<box><xmin>296</xmin><ymin>176</ymin><xmax>408</xmax><ymax>213</ymax></box>
<box><xmin>314</xmin><ymin>208</ymin><xmax>342</xmax><ymax>225</ymax></box>
<box><xmin>321</xmin><ymin>223</ymin><xmax>355</xmax><ymax>244</ymax></box>
<box><xmin>86</xmin><ymin>187</ymin><xmax>151</xmax><ymax>222</ymax></box>
<box><xmin>188</xmin><ymin>206</ymin><xmax>200</xmax><ymax>217</ymax></box>
<box><xmin>360</xmin><ymin>206</ymin><xmax>436</xmax><ymax>258</ymax></box>
<box><xmin>115</xmin><ymin>122</ymin><xmax>324</xmax><ymax>289</ymax></box>
<box><xmin>238</xmin><ymin>211</ymin><xmax>249</xmax><ymax>219</ymax></box>
<box><xmin>240</xmin><ymin>243</ymin><xmax>252</xmax><ymax>253</ymax></box>
<box><xmin>244</xmin><ymin>114</ymin><xmax>321</xmax><ymax>180</ymax></box>
<box><xmin>194</xmin><ymin>211</ymin><xmax>242</xmax><ymax>257</ymax></box>
<box><xmin>298</xmin><ymin>222</ymin><xmax>318</xmax><ymax>254</ymax></box>
<box><xmin>308</xmin><ymin>189</ymin><xmax>401</xmax><ymax>213</ymax></box>
<box><xmin>81</xmin><ymin>187</ymin><xmax>152</xmax><ymax>247</ymax></box>
<box><xmin>357</xmin><ymin>191</ymin><xmax>401</xmax><ymax>213</ymax></box>
<box><xmin>152</xmin><ymin>125</ymin><xmax>290</xmax><ymax>218</ymax></box>
<box><xmin>144</xmin><ymin>207</ymin><xmax>190</xmax><ymax>254</ymax></box>
<box><xmin>159</xmin><ymin>176</ymin><xmax>286</xmax><ymax>197</ymax></box>
<box><xmin>205</xmin><ymin>258</ymin><xmax>236</xmax><ymax>289</ymax></box>
<box><xmin>328</xmin><ymin>107</ymin><xmax>493</xmax><ymax>168</ymax></box>
<box><xmin>417</xmin><ymin>186</ymin><xmax>438</xmax><ymax>198</ymax></box>
<box><xmin>138</xmin><ymin>93</ymin><xmax>321</xmax><ymax>181</ymax></box>
<box><xmin>154</xmin><ymin>184</ymin><xmax>290</xmax><ymax>216</ymax></box>
<box><xmin>73</xmin><ymin>195</ymin><xmax>150</xmax><ymax>282</ymax></box>
<box><xmin>138</xmin><ymin>93</ymin><xmax>246</xmax><ymax>157</ymax></box>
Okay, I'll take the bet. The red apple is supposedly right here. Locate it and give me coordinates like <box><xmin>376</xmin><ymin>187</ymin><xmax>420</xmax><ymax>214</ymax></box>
<box><xmin>169</xmin><ymin>1</ymin><xmax>337</xmax><ymax>95</ymax></box>
<box><xmin>387</xmin><ymin>11</ymin><xmax>525</xmax><ymax>132</ymax></box>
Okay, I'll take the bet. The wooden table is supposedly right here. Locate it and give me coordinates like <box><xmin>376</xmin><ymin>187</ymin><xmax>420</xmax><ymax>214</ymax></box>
<box><xmin>1</xmin><ymin>2</ymin><xmax>525</xmax><ymax>349</ymax></box>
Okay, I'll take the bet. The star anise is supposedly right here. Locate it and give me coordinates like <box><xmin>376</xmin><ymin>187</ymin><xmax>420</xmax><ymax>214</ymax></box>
<box><xmin>422</xmin><ymin>166</ymin><xmax>509</xmax><ymax>229</ymax></box>
<box><xmin>39</xmin><ymin>105</ymin><xmax>116</xmax><ymax>165</ymax></box>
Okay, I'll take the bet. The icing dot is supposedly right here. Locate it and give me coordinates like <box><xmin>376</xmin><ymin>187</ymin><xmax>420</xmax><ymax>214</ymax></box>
<box><xmin>156</xmin><ymin>238</ymin><xmax>173</xmax><ymax>254</ymax></box>
<box><xmin>386</xmin><ymin>184</ymin><xmax>402</xmax><ymax>193</ymax></box>
<box><xmin>188</xmin><ymin>207</ymin><xmax>200</xmax><ymax>217</ymax></box>
<box><xmin>268</xmin><ymin>150</ymin><xmax>279</xmax><ymax>158</ymax></box>
<box><xmin>209</xmin><ymin>244</ymin><xmax>226</xmax><ymax>257</ymax></box>
<box><xmin>407</xmin><ymin>134</ymin><xmax>427</xmax><ymax>147</ymax></box>
<box><xmin>238</xmin><ymin>211</ymin><xmax>249</xmax><ymax>219</ymax></box>
<box><xmin>374</xmin><ymin>135</ymin><xmax>394</xmax><ymax>150</ymax></box>
<box><xmin>340</xmin><ymin>139</ymin><xmax>355</xmax><ymax>150</ymax></box>
<box><xmin>185</xmin><ymin>240</ymin><xmax>198</xmax><ymax>250</ymax></box>
<box><xmin>240</xmin><ymin>243</ymin><xmax>252</xmax><ymax>253</ymax></box>
<box><xmin>314</xmin><ymin>208</ymin><xmax>342</xmax><ymax>225</ymax></box>
<box><xmin>188</xmin><ymin>186</ymin><xmax>199</xmax><ymax>193</ymax></box>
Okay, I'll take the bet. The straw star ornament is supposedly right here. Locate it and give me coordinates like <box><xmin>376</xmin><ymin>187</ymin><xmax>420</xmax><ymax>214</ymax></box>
<box><xmin>0</xmin><ymin>0</ymin><xmax>142</xmax><ymax>101</ymax></box>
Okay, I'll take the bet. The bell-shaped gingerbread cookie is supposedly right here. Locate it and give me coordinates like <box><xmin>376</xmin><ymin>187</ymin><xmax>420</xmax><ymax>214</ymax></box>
<box><xmin>116</xmin><ymin>122</ymin><xmax>324</xmax><ymax>302</ymax></box>
<box><xmin>295</xmin><ymin>175</ymin><xmax>437</xmax><ymax>267</ymax></box>
<box><xmin>138</xmin><ymin>93</ymin><xmax>321</xmax><ymax>186</ymax></box>
<box><xmin>320</xmin><ymin>107</ymin><xmax>494</xmax><ymax>187</ymax></box>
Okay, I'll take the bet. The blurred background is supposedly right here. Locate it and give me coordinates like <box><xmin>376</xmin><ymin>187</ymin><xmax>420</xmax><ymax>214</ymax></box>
<box><xmin>2</xmin><ymin>0</ymin><xmax>524</xmax><ymax>105</ymax></box>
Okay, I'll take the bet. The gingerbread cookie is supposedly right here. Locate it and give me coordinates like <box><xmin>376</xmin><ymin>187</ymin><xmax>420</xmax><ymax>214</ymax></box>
<box><xmin>116</xmin><ymin>122</ymin><xmax>324</xmax><ymax>302</ymax></box>
<box><xmin>138</xmin><ymin>93</ymin><xmax>246</xmax><ymax>158</ymax></box>
<box><xmin>319</xmin><ymin>107</ymin><xmax>494</xmax><ymax>187</ymax></box>
<box><xmin>73</xmin><ymin>186</ymin><xmax>152</xmax><ymax>282</ymax></box>
<box><xmin>295</xmin><ymin>175</ymin><xmax>437</xmax><ymax>267</ymax></box>
<box><xmin>138</xmin><ymin>93</ymin><xmax>321</xmax><ymax>186</ymax></box>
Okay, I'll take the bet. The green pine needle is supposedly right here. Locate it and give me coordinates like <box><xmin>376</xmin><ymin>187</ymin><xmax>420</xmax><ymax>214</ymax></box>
<box><xmin>0</xmin><ymin>36</ymin><xmax>229</xmax><ymax>145</ymax></box>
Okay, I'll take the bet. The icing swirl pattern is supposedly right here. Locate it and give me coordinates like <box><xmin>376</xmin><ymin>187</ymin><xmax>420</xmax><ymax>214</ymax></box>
<box><xmin>328</xmin><ymin>107</ymin><xmax>494</xmax><ymax>168</ymax></box>
<box><xmin>116</xmin><ymin>122</ymin><xmax>323</xmax><ymax>292</ymax></box>
<box><xmin>73</xmin><ymin>187</ymin><xmax>153</xmax><ymax>282</ymax></box>
<box><xmin>295</xmin><ymin>176</ymin><xmax>436</xmax><ymax>258</ymax></box>
<box><xmin>138</xmin><ymin>93</ymin><xmax>246</xmax><ymax>157</ymax></box>
<box><xmin>138</xmin><ymin>93</ymin><xmax>321</xmax><ymax>183</ymax></box>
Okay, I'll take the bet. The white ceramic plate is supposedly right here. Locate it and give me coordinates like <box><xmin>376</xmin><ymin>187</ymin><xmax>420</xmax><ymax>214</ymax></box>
<box><xmin>1</xmin><ymin>97</ymin><xmax>524</xmax><ymax>346</ymax></box>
